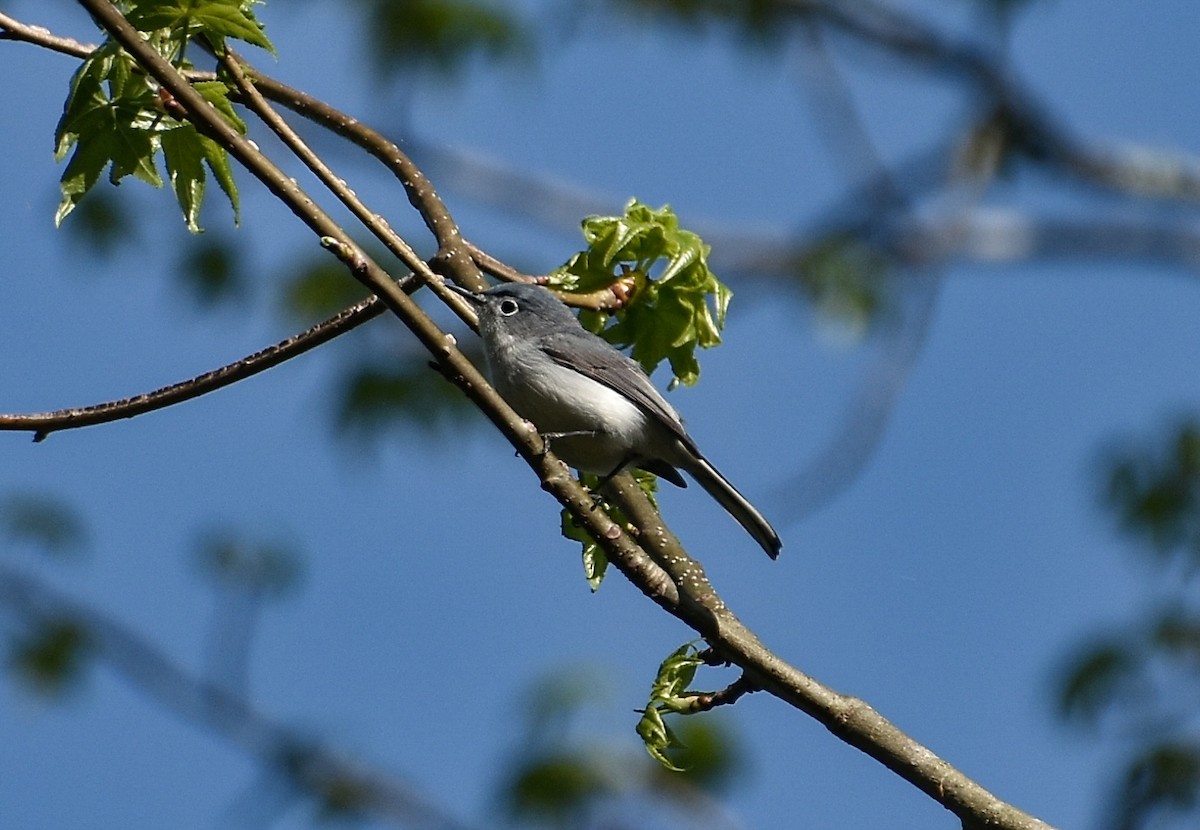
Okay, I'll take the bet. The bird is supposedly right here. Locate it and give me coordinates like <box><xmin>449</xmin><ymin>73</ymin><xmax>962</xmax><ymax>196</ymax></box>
<box><xmin>449</xmin><ymin>282</ymin><xmax>782</xmax><ymax>559</ymax></box>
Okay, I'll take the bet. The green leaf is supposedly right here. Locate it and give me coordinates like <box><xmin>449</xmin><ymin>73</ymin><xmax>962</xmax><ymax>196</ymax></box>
<box><xmin>650</xmin><ymin>718</ymin><xmax>743</xmax><ymax>794</ymax></box>
<box><xmin>54</xmin><ymin>47</ymin><xmax>245</xmax><ymax>229</ymax></box>
<box><xmin>332</xmin><ymin>358</ymin><xmax>477</xmax><ymax>444</ymax></box>
<box><xmin>125</xmin><ymin>0</ymin><xmax>275</xmax><ymax>54</ymax></box>
<box><xmin>57</xmin><ymin>132</ymin><xmax>118</xmax><ymax>227</ymax></box>
<box><xmin>551</xmin><ymin>199</ymin><xmax>731</xmax><ymax>388</ymax></box>
<box><xmin>636</xmin><ymin>705</ymin><xmax>687</xmax><ymax>772</ymax></box>
<box><xmin>1102</xmin><ymin>420</ymin><xmax>1200</xmax><ymax>567</ymax></box>
<box><xmin>161</xmin><ymin>126</ymin><xmax>208</xmax><ymax>232</ymax></box>
<box><xmin>176</xmin><ymin>235</ymin><xmax>245</xmax><ymax>305</ymax></box>
<box><xmin>1116</xmin><ymin>744</ymin><xmax>1200</xmax><ymax>828</ymax></box>
<box><xmin>194</xmin><ymin>80</ymin><xmax>247</xmax><ymax>133</ymax></box>
<box><xmin>198</xmin><ymin>133</ymin><xmax>240</xmax><ymax>223</ymax></box>
<box><xmin>362</xmin><ymin>0</ymin><xmax>529</xmax><ymax>77</ymax></box>
<box><xmin>636</xmin><ymin>642</ymin><xmax>712</xmax><ymax>771</ymax></box>
<box><xmin>281</xmin><ymin>257</ymin><xmax>372</xmax><ymax>321</ymax></box>
<box><xmin>1056</xmin><ymin>640</ymin><xmax>1141</xmax><ymax>724</ymax></box>
<box><xmin>54</xmin><ymin>46</ymin><xmax>170</xmax><ymax>225</ymax></box>
<box><xmin>561</xmin><ymin>509</ymin><xmax>608</xmax><ymax>591</ymax></box>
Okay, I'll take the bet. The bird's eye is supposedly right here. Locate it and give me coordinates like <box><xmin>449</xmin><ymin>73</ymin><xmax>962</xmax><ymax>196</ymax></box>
<box><xmin>498</xmin><ymin>298</ymin><xmax>520</xmax><ymax>316</ymax></box>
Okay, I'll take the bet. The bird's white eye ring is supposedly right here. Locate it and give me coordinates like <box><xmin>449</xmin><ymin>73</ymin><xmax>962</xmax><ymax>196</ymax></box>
<box><xmin>498</xmin><ymin>298</ymin><xmax>520</xmax><ymax>316</ymax></box>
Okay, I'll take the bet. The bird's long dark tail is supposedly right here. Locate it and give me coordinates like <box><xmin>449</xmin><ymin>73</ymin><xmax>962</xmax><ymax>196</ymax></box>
<box><xmin>685</xmin><ymin>456</ymin><xmax>782</xmax><ymax>559</ymax></box>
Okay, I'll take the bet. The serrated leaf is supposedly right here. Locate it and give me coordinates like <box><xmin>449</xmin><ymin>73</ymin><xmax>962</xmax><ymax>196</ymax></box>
<box><xmin>57</xmin><ymin>134</ymin><xmax>116</xmax><ymax>226</ymax></box>
<box><xmin>54</xmin><ymin>45</ymin><xmax>171</xmax><ymax>225</ymax></box>
<box><xmin>55</xmin><ymin>45</ymin><xmax>121</xmax><ymax>156</ymax></box>
<box><xmin>161</xmin><ymin>126</ymin><xmax>207</xmax><ymax>232</ymax></box>
<box><xmin>194</xmin><ymin>80</ymin><xmax>247</xmax><ymax>133</ymax></box>
<box><xmin>658</xmin><ymin>237</ymin><xmax>700</xmax><ymax>284</ymax></box>
<box><xmin>198</xmin><ymin>133</ymin><xmax>240</xmax><ymax>223</ymax></box>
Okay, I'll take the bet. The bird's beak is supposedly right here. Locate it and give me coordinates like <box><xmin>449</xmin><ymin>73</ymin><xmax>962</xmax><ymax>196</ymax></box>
<box><xmin>445</xmin><ymin>282</ymin><xmax>484</xmax><ymax>306</ymax></box>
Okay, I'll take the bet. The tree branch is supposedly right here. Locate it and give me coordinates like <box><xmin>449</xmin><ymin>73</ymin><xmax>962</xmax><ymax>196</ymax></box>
<box><xmin>787</xmin><ymin>0</ymin><xmax>1200</xmax><ymax>201</ymax></box>
<box><xmin>0</xmin><ymin>294</ymin><xmax>387</xmax><ymax>441</ymax></box>
<box><xmin>0</xmin><ymin>11</ymin><xmax>95</xmax><ymax>58</ymax></box>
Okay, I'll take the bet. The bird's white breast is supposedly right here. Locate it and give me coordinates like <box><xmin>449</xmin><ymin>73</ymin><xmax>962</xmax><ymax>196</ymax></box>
<box><xmin>483</xmin><ymin>333</ymin><xmax>651</xmax><ymax>473</ymax></box>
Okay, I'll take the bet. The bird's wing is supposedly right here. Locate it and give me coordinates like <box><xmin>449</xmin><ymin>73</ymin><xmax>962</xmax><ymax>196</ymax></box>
<box><xmin>540</xmin><ymin>333</ymin><xmax>697</xmax><ymax>451</ymax></box>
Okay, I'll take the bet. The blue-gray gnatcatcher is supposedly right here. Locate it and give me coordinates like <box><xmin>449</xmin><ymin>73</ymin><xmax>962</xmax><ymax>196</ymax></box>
<box><xmin>450</xmin><ymin>282</ymin><xmax>782</xmax><ymax>559</ymax></box>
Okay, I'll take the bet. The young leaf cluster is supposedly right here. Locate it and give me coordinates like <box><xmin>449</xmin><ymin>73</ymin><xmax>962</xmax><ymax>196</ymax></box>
<box><xmin>635</xmin><ymin>642</ymin><xmax>707</xmax><ymax>771</ymax></box>
<box><xmin>55</xmin><ymin>1</ymin><xmax>273</xmax><ymax>231</ymax></box>
<box><xmin>553</xmin><ymin>200</ymin><xmax>733</xmax><ymax>389</ymax></box>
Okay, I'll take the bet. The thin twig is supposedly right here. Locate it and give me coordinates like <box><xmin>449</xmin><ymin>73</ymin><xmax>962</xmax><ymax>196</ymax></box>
<box><xmin>687</xmin><ymin>675</ymin><xmax>759</xmax><ymax>713</ymax></box>
<box><xmin>0</xmin><ymin>11</ymin><xmax>95</xmax><ymax>57</ymax></box>
<box><xmin>220</xmin><ymin>47</ymin><xmax>428</xmax><ymax>277</ymax></box>
<box><xmin>0</xmin><ymin>295</ymin><xmax>387</xmax><ymax>441</ymax></box>
<box><xmin>789</xmin><ymin>0</ymin><xmax>1200</xmax><ymax>200</ymax></box>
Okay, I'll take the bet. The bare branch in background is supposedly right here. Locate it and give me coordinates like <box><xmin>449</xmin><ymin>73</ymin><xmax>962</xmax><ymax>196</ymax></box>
<box><xmin>0</xmin><ymin>564</ymin><xmax>472</xmax><ymax>829</ymax></box>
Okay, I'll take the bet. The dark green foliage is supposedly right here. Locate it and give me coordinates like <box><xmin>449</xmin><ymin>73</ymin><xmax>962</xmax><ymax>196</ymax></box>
<box><xmin>281</xmin><ymin>257</ymin><xmax>373</xmax><ymax>322</ymax></box>
<box><xmin>1105</xmin><ymin>422</ymin><xmax>1200</xmax><ymax>567</ymax></box>
<box><xmin>1113</xmin><ymin>745</ymin><xmax>1200</xmax><ymax>830</ymax></box>
<box><xmin>502</xmin><ymin>669</ymin><xmax>744</xmax><ymax>826</ymax></box>
<box><xmin>9</xmin><ymin>617</ymin><xmax>91</xmax><ymax>695</ymax></box>
<box><xmin>66</xmin><ymin>188</ymin><xmax>137</xmax><ymax>257</ymax></box>
<box><xmin>653</xmin><ymin>717</ymin><xmax>742</xmax><ymax>794</ymax></box>
<box><xmin>194</xmin><ymin>527</ymin><xmax>302</xmax><ymax>597</ymax></box>
<box><xmin>610</xmin><ymin>0</ymin><xmax>791</xmax><ymax>49</ymax></box>
<box><xmin>1055</xmin><ymin>420</ymin><xmax>1200</xmax><ymax>829</ymax></box>
<box><xmin>332</xmin><ymin>357</ymin><xmax>477</xmax><ymax>442</ymax></box>
<box><xmin>1057</xmin><ymin>639</ymin><xmax>1141</xmax><ymax>725</ymax></box>
<box><xmin>794</xmin><ymin>233</ymin><xmax>890</xmax><ymax>333</ymax></box>
<box><xmin>507</xmin><ymin>756</ymin><xmax>614</xmax><ymax>825</ymax></box>
<box><xmin>348</xmin><ymin>0</ymin><xmax>530</xmax><ymax>76</ymax></box>
<box><xmin>274</xmin><ymin>740</ymin><xmax>374</xmax><ymax>821</ymax></box>
<box><xmin>177</xmin><ymin>233</ymin><xmax>247</xmax><ymax>306</ymax></box>
<box><xmin>0</xmin><ymin>494</ymin><xmax>88</xmax><ymax>558</ymax></box>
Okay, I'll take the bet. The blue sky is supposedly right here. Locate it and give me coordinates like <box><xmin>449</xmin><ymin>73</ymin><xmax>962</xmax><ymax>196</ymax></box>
<box><xmin>2</xmin><ymin>1</ymin><xmax>1199</xmax><ymax>828</ymax></box>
